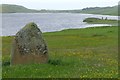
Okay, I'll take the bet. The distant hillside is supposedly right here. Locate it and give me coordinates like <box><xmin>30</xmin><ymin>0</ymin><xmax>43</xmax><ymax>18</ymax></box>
<box><xmin>0</xmin><ymin>4</ymin><xmax>118</xmax><ymax>16</ymax></box>
<box><xmin>0</xmin><ymin>4</ymin><xmax>39</xmax><ymax>13</ymax></box>
<box><xmin>81</xmin><ymin>6</ymin><xmax>118</xmax><ymax>16</ymax></box>
<box><xmin>0</xmin><ymin>4</ymin><xmax>79</xmax><ymax>13</ymax></box>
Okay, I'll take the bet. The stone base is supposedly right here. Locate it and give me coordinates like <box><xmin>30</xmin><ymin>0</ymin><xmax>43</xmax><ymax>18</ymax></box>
<box><xmin>11</xmin><ymin>53</ymin><xmax>48</xmax><ymax>65</ymax></box>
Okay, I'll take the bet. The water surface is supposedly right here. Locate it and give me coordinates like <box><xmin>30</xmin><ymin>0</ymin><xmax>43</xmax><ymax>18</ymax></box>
<box><xmin>1</xmin><ymin>13</ymin><xmax>118</xmax><ymax>36</ymax></box>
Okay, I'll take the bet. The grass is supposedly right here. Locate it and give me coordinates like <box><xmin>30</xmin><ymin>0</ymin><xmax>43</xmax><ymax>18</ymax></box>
<box><xmin>2</xmin><ymin>26</ymin><xmax>118</xmax><ymax>78</ymax></box>
<box><xmin>83</xmin><ymin>17</ymin><xmax>119</xmax><ymax>25</ymax></box>
<box><xmin>81</xmin><ymin>6</ymin><xmax>118</xmax><ymax>16</ymax></box>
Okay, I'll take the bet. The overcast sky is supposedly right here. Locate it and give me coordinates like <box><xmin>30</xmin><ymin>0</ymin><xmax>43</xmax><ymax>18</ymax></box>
<box><xmin>1</xmin><ymin>0</ymin><xmax>120</xmax><ymax>10</ymax></box>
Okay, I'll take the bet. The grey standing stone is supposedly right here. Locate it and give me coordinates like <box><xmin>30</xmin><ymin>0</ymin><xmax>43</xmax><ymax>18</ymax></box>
<box><xmin>11</xmin><ymin>22</ymin><xmax>48</xmax><ymax>65</ymax></box>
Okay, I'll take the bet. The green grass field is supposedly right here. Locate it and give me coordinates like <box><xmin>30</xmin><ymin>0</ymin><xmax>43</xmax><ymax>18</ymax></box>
<box><xmin>83</xmin><ymin>18</ymin><xmax>119</xmax><ymax>25</ymax></box>
<box><xmin>2</xmin><ymin>26</ymin><xmax>118</xmax><ymax>78</ymax></box>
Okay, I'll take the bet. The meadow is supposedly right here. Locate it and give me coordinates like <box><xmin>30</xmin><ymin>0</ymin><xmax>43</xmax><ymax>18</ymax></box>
<box><xmin>2</xmin><ymin>26</ymin><xmax>118</xmax><ymax>78</ymax></box>
<box><xmin>83</xmin><ymin>17</ymin><xmax>119</xmax><ymax>25</ymax></box>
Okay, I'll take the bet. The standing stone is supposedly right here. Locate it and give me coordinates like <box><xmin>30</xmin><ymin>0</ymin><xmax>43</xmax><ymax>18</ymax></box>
<box><xmin>11</xmin><ymin>22</ymin><xmax>48</xmax><ymax>65</ymax></box>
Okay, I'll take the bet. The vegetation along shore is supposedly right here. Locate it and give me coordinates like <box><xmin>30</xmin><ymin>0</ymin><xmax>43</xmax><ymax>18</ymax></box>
<box><xmin>83</xmin><ymin>17</ymin><xmax>119</xmax><ymax>26</ymax></box>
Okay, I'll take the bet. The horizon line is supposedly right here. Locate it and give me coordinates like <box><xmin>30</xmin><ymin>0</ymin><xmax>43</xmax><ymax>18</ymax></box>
<box><xmin>0</xmin><ymin>3</ymin><xmax>118</xmax><ymax>10</ymax></box>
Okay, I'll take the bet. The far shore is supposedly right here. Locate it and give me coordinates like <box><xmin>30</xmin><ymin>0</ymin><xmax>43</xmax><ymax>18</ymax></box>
<box><xmin>0</xmin><ymin>25</ymin><xmax>117</xmax><ymax>37</ymax></box>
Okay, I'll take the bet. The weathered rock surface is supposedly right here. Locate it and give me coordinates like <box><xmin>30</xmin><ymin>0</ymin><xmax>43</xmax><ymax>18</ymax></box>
<box><xmin>11</xmin><ymin>22</ymin><xmax>48</xmax><ymax>65</ymax></box>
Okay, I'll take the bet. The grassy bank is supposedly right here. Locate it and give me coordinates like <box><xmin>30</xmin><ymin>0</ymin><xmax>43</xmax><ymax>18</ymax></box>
<box><xmin>81</xmin><ymin>6</ymin><xmax>118</xmax><ymax>16</ymax></box>
<box><xmin>83</xmin><ymin>18</ymin><xmax>119</xmax><ymax>25</ymax></box>
<box><xmin>2</xmin><ymin>26</ymin><xmax>118</xmax><ymax>78</ymax></box>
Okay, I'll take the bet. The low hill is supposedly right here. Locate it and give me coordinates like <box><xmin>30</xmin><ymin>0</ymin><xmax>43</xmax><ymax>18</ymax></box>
<box><xmin>0</xmin><ymin>4</ymin><xmax>119</xmax><ymax>16</ymax></box>
<box><xmin>0</xmin><ymin>4</ymin><xmax>39</xmax><ymax>13</ymax></box>
<box><xmin>81</xmin><ymin>6</ymin><xmax>118</xmax><ymax>16</ymax></box>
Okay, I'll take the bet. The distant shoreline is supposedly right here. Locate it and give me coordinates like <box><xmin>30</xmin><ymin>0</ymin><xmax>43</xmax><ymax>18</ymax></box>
<box><xmin>1</xmin><ymin>12</ymin><xmax>119</xmax><ymax>16</ymax></box>
<box><xmin>1</xmin><ymin>25</ymin><xmax>116</xmax><ymax>37</ymax></box>
<box><xmin>0</xmin><ymin>4</ymin><xmax>118</xmax><ymax>16</ymax></box>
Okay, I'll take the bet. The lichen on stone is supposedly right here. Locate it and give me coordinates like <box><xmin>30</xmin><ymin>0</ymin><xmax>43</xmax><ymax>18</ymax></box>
<box><xmin>11</xmin><ymin>22</ymin><xmax>48</xmax><ymax>65</ymax></box>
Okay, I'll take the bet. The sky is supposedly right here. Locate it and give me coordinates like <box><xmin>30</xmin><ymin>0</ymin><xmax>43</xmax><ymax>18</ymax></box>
<box><xmin>1</xmin><ymin>0</ymin><xmax>120</xmax><ymax>10</ymax></box>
